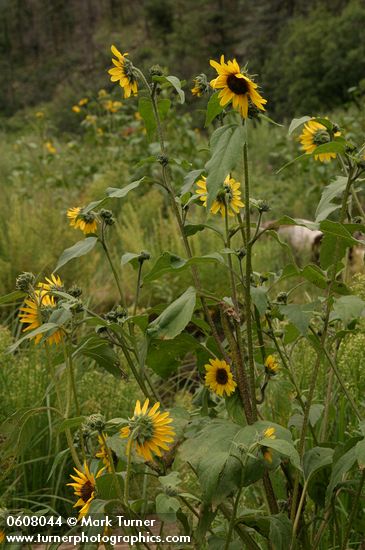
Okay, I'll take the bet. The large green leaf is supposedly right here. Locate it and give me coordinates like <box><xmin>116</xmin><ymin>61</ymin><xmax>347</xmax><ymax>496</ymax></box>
<box><xmin>138</xmin><ymin>97</ymin><xmax>156</xmax><ymax>139</ymax></box>
<box><xmin>355</xmin><ymin>438</ymin><xmax>365</xmax><ymax>469</ymax></box>
<box><xmin>144</xmin><ymin>251</ymin><xmax>224</xmax><ymax>283</ymax></box>
<box><xmin>146</xmin><ymin>287</ymin><xmax>196</xmax><ymax>339</ymax></box>
<box><xmin>251</xmin><ymin>286</ymin><xmax>268</xmax><ymax>316</ymax></box>
<box><xmin>152</xmin><ymin>75</ymin><xmax>185</xmax><ymax>103</ymax></box>
<box><xmin>205</xmin><ymin>91</ymin><xmax>224</xmax><ymax>126</ymax></box>
<box><xmin>56</xmin><ymin>237</ymin><xmax>98</xmax><ymax>271</ymax></box>
<box><xmin>329</xmin><ymin>295</ymin><xmax>365</xmax><ymax>325</ymax></box>
<box><xmin>205</xmin><ymin>124</ymin><xmax>244</xmax><ymax>210</ymax></box>
<box><xmin>106</xmin><ymin>178</ymin><xmax>143</xmax><ymax>198</ymax></box>
<box><xmin>8</xmin><ymin>322</ymin><xmax>60</xmax><ymax>352</ymax></box>
<box><xmin>179</xmin><ymin>419</ymin><xmax>242</xmax><ymax>505</ymax></box>
<box><xmin>258</xmin><ymin>438</ymin><xmax>301</xmax><ymax>470</ymax></box>
<box><xmin>288</xmin><ymin>116</ymin><xmax>310</xmax><ymax>135</ymax></box>
<box><xmin>315</xmin><ymin>176</ymin><xmax>347</xmax><ymax>222</ymax></box>
<box><xmin>75</xmin><ymin>336</ymin><xmax>122</xmax><ymax>378</ymax></box>
<box><xmin>279</xmin><ymin>303</ymin><xmax>317</xmax><ymax>335</ymax></box>
<box><xmin>303</xmin><ymin>447</ymin><xmax>334</xmax><ymax>481</ymax></box>
<box><xmin>326</xmin><ymin>442</ymin><xmax>358</xmax><ymax>501</ymax></box>
<box><xmin>146</xmin><ymin>333</ymin><xmax>201</xmax><ymax>377</ymax></box>
<box><xmin>319</xmin><ymin>220</ymin><xmax>361</xmax><ymax>269</ymax></box>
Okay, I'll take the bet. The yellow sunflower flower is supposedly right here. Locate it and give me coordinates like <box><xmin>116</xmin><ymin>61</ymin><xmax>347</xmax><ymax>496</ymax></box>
<box><xmin>95</xmin><ymin>434</ymin><xmax>113</xmax><ymax>473</ymax></box>
<box><xmin>300</xmin><ymin>119</ymin><xmax>341</xmax><ymax>162</ymax></box>
<box><xmin>264</xmin><ymin>355</ymin><xmax>279</xmax><ymax>376</ymax></box>
<box><xmin>121</xmin><ymin>399</ymin><xmax>175</xmax><ymax>462</ymax></box>
<box><xmin>261</xmin><ymin>426</ymin><xmax>276</xmax><ymax>463</ymax></box>
<box><xmin>67</xmin><ymin>207</ymin><xmax>98</xmax><ymax>235</ymax></box>
<box><xmin>103</xmin><ymin>99</ymin><xmax>123</xmax><ymax>113</ymax></box>
<box><xmin>210</xmin><ymin>55</ymin><xmax>267</xmax><ymax>118</ymax></box>
<box><xmin>204</xmin><ymin>358</ymin><xmax>237</xmax><ymax>397</ymax></box>
<box><xmin>18</xmin><ymin>290</ymin><xmax>63</xmax><ymax>345</ymax></box>
<box><xmin>67</xmin><ymin>462</ymin><xmax>104</xmax><ymax>519</ymax></box>
<box><xmin>72</xmin><ymin>105</ymin><xmax>81</xmax><ymax>113</ymax></box>
<box><xmin>78</xmin><ymin>98</ymin><xmax>89</xmax><ymax>106</ymax></box>
<box><xmin>191</xmin><ymin>74</ymin><xmax>210</xmax><ymax>97</ymax></box>
<box><xmin>44</xmin><ymin>141</ymin><xmax>57</xmax><ymax>154</ymax></box>
<box><xmin>196</xmin><ymin>175</ymin><xmax>244</xmax><ymax>217</ymax></box>
<box><xmin>108</xmin><ymin>45</ymin><xmax>138</xmax><ymax>99</ymax></box>
<box><xmin>38</xmin><ymin>274</ymin><xmax>64</xmax><ymax>294</ymax></box>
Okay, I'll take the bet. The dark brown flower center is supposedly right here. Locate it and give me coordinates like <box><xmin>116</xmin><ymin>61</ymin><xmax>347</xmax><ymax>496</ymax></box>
<box><xmin>216</xmin><ymin>368</ymin><xmax>229</xmax><ymax>385</ymax></box>
<box><xmin>227</xmin><ymin>74</ymin><xmax>249</xmax><ymax>95</ymax></box>
<box><xmin>81</xmin><ymin>480</ymin><xmax>94</xmax><ymax>503</ymax></box>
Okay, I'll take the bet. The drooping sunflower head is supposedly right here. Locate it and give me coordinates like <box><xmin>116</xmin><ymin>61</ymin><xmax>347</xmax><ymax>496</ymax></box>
<box><xmin>210</xmin><ymin>55</ymin><xmax>267</xmax><ymax>119</ymax></box>
<box><xmin>204</xmin><ymin>358</ymin><xmax>237</xmax><ymax>397</ymax></box>
<box><xmin>120</xmin><ymin>399</ymin><xmax>175</xmax><ymax>462</ymax></box>
<box><xmin>264</xmin><ymin>355</ymin><xmax>279</xmax><ymax>376</ymax></box>
<box><xmin>196</xmin><ymin>175</ymin><xmax>244</xmax><ymax>217</ymax></box>
<box><xmin>67</xmin><ymin>207</ymin><xmax>98</xmax><ymax>235</ymax></box>
<box><xmin>95</xmin><ymin>434</ymin><xmax>114</xmax><ymax>473</ymax></box>
<box><xmin>191</xmin><ymin>73</ymin><xmax>210</xmax><ymax>97</ymax></box>
<box><xmin>108</xmin><ymin>45</ymin><xmax>138</xmax><ymax>99</ymax></box>
<box><xmin>299</xmin><ymin>119</ymin><xmax>341</xmax><ymax>163</ymax></box>
<box><xmin>18</xmin><ymin>288</ymin><xmax>64</xmax><ymax>345</ymax></box>
<box><xmin>67</xmin><ymin>462</ymin><xmax>104</xmax><ymax>519</ymax></box>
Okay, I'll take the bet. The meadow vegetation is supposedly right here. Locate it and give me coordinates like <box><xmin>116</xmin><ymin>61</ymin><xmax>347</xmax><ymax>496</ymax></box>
<box><xmin>0</xmin><ymin>5</ymin><xmax>365</xmax><ymax>549</ymax></box>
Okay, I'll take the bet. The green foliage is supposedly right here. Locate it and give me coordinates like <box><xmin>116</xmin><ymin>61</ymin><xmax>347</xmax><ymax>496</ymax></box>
<box><xmin>264</xmin><ymin>0</ymin><xmax>365</xmax><ymax>117</ymax></box>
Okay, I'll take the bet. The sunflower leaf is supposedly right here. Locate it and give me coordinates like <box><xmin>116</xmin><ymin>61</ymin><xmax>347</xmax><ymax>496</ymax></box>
<box><xmin>146</xmin><ymin>286</ymin><xmax>196</xmax><ymax>340</ymax></box>
<box><xmin>288</xmin><ymin>116</ymin><xmax>311</xmax><ymax>135</ymax></box>
<box><xmin>205</xmin><ymin>91</ymin><xmax>224</xmax><ymax>126</ymax></box>
<box><xmin>138</xmin><ymin>97</ymin><xmax>156</xmax><ymax>139</ymax></box>
<box><xmin>144</xmin><ymin>251</ymin><xmax>224</xmax><ymax>283</ymax></box>
<box><xmin>106</xmin><ymin>178</ymin><xmax>144</xmax><ymax>198</ymax></box>
<box><xmin>55</xmin><ymin>237</ymin><xmax>98</xmax><ymax>271</ymax></box>
<box><xmin>205</xmin><ymin>124</ymin><xmax>244</xmax><ymax>211</ymax></box>
<box><xmin>315</xmin><ymin>176</ymin><xmax>347</xmax><ymax>222</ymax></box>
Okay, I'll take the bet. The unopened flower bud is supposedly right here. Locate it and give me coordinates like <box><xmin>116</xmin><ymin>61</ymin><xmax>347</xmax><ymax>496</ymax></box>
<box><xmin>257</xmin><ymin>200</ymin><xmax>270</xmax><ymax>213</ymax></box>
<box><xmin>15</xmin><ymin>272</ymin><xmax>35</xmax><ymax>292</ymax></box>
<box><xmin>86</xmin><ymin>413</ymin><xmax>106</xmax><ymax>433</ymax></box>
<box><xmin>149</xmin><ymin>65</ymin><xmax>164</xmax><ymax>77</ymax></box>
<box><xmin>157</xmin><ymin>154</ymin><xmax>169</xmax><ymax>166</ymax></box>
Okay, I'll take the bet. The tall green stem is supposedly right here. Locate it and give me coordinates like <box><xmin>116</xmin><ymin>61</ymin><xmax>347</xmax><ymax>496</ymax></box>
<box><xmin>100</xmin><ymin>225</ymin><xmax>125</xmax><ymax>305</ymax></box>
<box><xmin>242</xmin><ymin>136</ymin><xmax>257</xmax><ymax>421</ymax></box>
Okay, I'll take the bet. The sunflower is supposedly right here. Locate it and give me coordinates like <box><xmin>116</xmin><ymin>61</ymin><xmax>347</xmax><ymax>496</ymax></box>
<box><xmin>191</xmin><ymin>74</ymin><xmax>210</xmax><ymax>97</ymax></box>
<box><xmin>72</xmin><ymin>105</ymin><xmax>81</xmax><ymax>113</ymax></box>
<box><xmin>196</xmin><ymin>175</ymin><xmax>244</xmax><ymax>217</ymax></box>
<box><xmin>67</xmin><ymin>207</ymin><xmax>98</xmax><ymax>235</ymax></box>
<box><xmin>0</xmin><ymin>530</ymin><xmax>5</xmax><ymax>544</ymax></box>
<box><xmin>120</xmin><ymin>399</ymin><xmax>175</xmax><ymax>462</ymax></box>
<box><xmin>261</xmin><ymin>426</ymin><xmax>276</xmax><ymax>463</ymax></box>
<box><xmin>38</xmin><ymin>274</ymin><xmax>64</xmax><ymax>295</ymax></box>
<box><xmin>210</xmin><ymin>55</ymin><xmax>267</xmax><ymax>118</ymax></box>
<box><xmin>204</xmin><ymin>358</ymin><xmax>237</xmax><ymax>397</ymax></box>
<box><xmin>18</xmin><ymin>290</ymin><xmax>63</xmax><ymax>345</ymax></box>
<box><xmin>67</xmin><ymin>462</ymin><xmax>104</xmax><ymax>519</ymax></box>
<box><xmin>108</xmin><ymin>45</ymin><xmax>138</xmax><ymax>98</ymax></box>
<box><xmin>299</xmin><ymin>119</ymin><xmax>341</xmax><ymax>162</ymax></box>
<box><xmin>95</xmin><ymin>434</ymin><xmax>113</xmax><ymax>473</ymax></box>
<box><xmin>264</xmin><ymin>355</ymin><xmax>279</xmax><ymax>376</ymax></box>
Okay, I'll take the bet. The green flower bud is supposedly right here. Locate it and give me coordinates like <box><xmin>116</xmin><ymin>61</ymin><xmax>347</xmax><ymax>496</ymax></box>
<box><xmin>15</xmin><ymin>272</ymin><xmax>35</xmax><ymax>292</ymax></box>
